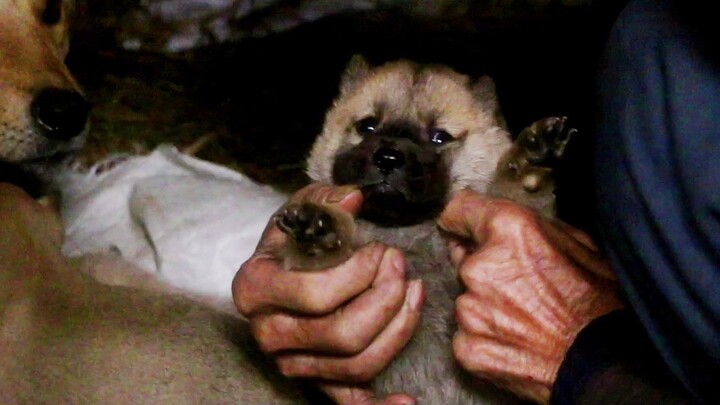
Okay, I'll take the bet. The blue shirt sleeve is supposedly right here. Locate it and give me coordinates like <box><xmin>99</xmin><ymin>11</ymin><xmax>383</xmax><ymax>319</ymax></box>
<box><xmin>581</xmin><ymin>0</ymin><xmax>720</xmax><ymax>401</ymax></box>
<box><xmin>551</xmin><ymin>311</ymin><xmax>697</xmax><ymax>404</ymax></box>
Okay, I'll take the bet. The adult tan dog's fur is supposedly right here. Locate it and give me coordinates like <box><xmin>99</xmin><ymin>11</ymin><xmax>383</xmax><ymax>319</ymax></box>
<box><xmin>0</xmin><ymin>187</ymin><xmax>309</xmax><ymax>404</ymax></box>
<box><xmin>0</xmin><ymin>0</ymin><xmax>86</xmax><ymax>162</ymax></box>
<box><xmin>276</xmin><ymin>56</ymin><xmax>574</xmax><ymax>403</ymax></box>
<box><xmin>0</xmin><ymin>1</ymin><xmax>309</xmax><ymax>403</ymax></box>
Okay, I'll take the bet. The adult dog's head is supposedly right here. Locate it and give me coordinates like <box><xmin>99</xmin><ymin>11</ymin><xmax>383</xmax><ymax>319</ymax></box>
<box><xmin>0</xmin><ymin>0</ymin><xmax>88</xmax><ymax>165</ymax></box>
<box><xmin>307</xmin><ymin>56</ymin><xmax>511</xmax><ymax>226</ymax></box>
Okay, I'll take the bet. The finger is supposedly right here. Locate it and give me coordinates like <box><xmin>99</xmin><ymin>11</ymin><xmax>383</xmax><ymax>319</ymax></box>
<box><xmin>234</xmin><ymin>242</ymin><xmax>387</xmax><ymax>316</ymax></box>
<box><xmin>250</xmin><ymin>248</ymin><xmax>407</xmax><ymax>354</ymax></box>
<box><xmin>321</xmin><ymin>383</ymin><xmax>416</xmax><ymax>405</ymax></box>
<box><xmin>455</xmin><ymin>293</ymin><xmax>495</xmax><ymax>337</ymax></box>
<box><xmin>550</xmin><ymin>219</ymin><xmax>598</xmax><ymax>252</ymax></box>
<box><xmin>454</xmin><ymin>245</ymin><xmax>510</xmax><ymax>293</ymax></box>
<box><xmin>446</xmin><ymin>237</ymin><xmax>470</xmax><ymax>268</ymax></box>
<box><xmin>289</xmin><ymin>183</ymin><xmax>363</xmax><ymax>215</ymax></box>
<box><xmin>539</xmin><ymin>221</ymin><xmax>617</xmax><ymax>281</ymax></box>
<box><xmin>452</xmin><ymin>330</ymin><xmax>556</xmax><ymax>392</ymax></box>
<box><xmin>438</xmin><ymin>190</ymin><xmax>519</xmax><ymax>245</ymax></box>
<box><xmin>439</xmin><ymin>191</ymin><xmax>547</xmax><ymax>247</ymax></box>
<box><xmin>276</xmin><ymin>280</ymin><xmax>424</xmax><ymax>382</ymax></box>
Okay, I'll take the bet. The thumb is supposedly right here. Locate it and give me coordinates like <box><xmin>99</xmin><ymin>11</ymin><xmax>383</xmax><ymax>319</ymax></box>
<box><xmin>321</xmin><ymin>383</ymin><xmax>416</xmax><ymax>405</ymax></box>
<box><xmin>437</xmin><ymin>190</ymin><xmax>497</xmax><ymax>245</ymax></box>
<box><xmin>290</xmin><ymin>183</ymin><xmax>363</xmax><ymax>216</ymax></box>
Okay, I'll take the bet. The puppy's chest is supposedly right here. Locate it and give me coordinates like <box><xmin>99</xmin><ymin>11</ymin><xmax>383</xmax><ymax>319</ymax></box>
<box><xmin>356</xmin><ymin>220</ymin><xmax>459</xmax><ymax>293</ymax></box>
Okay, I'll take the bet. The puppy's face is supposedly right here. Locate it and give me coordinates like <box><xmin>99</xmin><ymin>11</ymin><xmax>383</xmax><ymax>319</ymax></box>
<box><xmin>307</xmin><ymin>57</ymin><xmax>511</xmax><ymax>226</ymax></box>
<box><xmin>0</xmin><ymin>0</ymin><xmax>88</xmax><ymax>163</ymax></box>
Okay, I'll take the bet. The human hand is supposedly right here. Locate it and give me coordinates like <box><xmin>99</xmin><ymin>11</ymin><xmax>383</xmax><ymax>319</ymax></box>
<box><xmin>437</xmin><ymin>190</ymin><xmax>623</xmax><ymax>404</ymax></box>
<box><xmin>232</xmin><ymin>183</ymin><xmax>424</xmax><ymax>405</ymax></box>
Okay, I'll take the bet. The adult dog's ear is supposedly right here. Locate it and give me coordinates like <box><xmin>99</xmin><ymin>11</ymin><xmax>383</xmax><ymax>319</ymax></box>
<box><xmin>472</xmin><ymin>75</ymin><xmax>508</xmax><ymax>130</ymax></box>
<box><xmin>38</xmin><ymin>0</ymin><xmax>75</xmax><ymax>58</ymax></box>
<box><xmin>339</xmin><ymin>55</ymin><xmax>372</xmax><ymax>97</ymax></box>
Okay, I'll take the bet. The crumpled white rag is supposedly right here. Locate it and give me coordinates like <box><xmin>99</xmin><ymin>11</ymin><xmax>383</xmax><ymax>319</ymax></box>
<box><xmin>56</xmin><ymin>145</ymin><xmax>288</xmax><ymax>299</ymax></box>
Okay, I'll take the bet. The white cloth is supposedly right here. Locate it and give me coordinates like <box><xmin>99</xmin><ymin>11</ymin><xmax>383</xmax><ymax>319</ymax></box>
<box><xmin>56</xmin><ymin>146</ymin><xmax>287</xmax><ymax>299</ymax></box>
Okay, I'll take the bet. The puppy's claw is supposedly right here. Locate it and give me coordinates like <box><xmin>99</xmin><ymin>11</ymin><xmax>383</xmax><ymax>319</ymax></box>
<box><xmin>517</xmin><ymin>116</ymin><xmax>577</xmax><ymax>167</ymax></box>
<box><xmin>276</xmin><ymin>203</ymin><xmax>344</xmax><ymax>256</ymax></box>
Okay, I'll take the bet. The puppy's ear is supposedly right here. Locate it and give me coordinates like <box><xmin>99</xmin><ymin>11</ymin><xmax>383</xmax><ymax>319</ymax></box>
<box><xmin>339</xmin><ymin>55</ymin><xmax>372</xmax><ymax>96</ymax></box>
<box><xmin>472</xmin><ymin>75</ymin><xmax>507</xmax><ymax>130</ymax></box>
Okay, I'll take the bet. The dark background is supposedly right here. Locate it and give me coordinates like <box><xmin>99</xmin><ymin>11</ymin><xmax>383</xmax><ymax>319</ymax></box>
<box><xmin>68</xmin><ymin>0</ymin><xmax>629</xmax><ymax>234</ymax></box>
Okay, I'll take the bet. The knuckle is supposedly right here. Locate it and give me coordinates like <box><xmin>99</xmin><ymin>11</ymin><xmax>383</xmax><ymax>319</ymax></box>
<box><xmin>457</xmin><ymin>256</ymin><xmax>492</xmax><ymax>288</ymax></box>
<box><xmin>452</xmin><ymin>334</ymin><xmax>476</xmax><ymax>372</ymax></box>
<box><xmin>296</xmin><ymin>285</ymin><xmax>337</xmax><ymax>314</ymax></box>
<box><xmin>232</xmin><ymin>272</ymin><xmax>254</xmax><ymax>316</ymax></box>
<box><xmin>454</xmin><ymin>295</ymin><xmax>474</xmax><ymax>331</ymax></box>
<box><xmin>276</xmin><ymin>358</ymin><xmax>301</xmax><ymax>378</ymax></box>
<box><xmin>331</xmin><ymin>326</ymin><xmax>368</xmax><ymax>355</ymax></box>
<box><xmin>250</xmin><ymin>318</ymin><xmax>280</xmax><ymax>353</ymax></box>
<box><xmin>344</xmin><ymin>363</ymin><xmax>375</xmax><ymax>383</ymax></box>
<box><xmin>489</xmin><ymin>202</ymin><xmax>540</xmax><ymax>234</ymax></box>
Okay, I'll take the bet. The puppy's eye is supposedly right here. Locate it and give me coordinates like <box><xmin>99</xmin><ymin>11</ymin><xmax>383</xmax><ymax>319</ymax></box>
<box><xmin>430</xmin><ymin>129</ymin><xmax>454</xmax><ymax>145</ymax></box>
<box><xmin>41</xmin><ymin>0</ymin><xmax>63</xmax><ymax>25</ymax></box>
<box><xmin>355</xmin><ymin>117</ymin><xmax>379</xmax><ymax>135</ymax></box>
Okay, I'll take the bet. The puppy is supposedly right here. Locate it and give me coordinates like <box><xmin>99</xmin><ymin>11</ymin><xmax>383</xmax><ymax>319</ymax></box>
<box><xmin>0</xmin><ymin>0</ymin><xmax>89</xmax><ymax>194</ymax></box>
<box><xmin>275</xmin><ymin>56</ymin><xmax>574</xmax><ymax>404</ymax></box>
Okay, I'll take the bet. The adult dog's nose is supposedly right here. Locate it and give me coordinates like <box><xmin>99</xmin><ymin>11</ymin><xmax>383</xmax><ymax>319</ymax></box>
<box><xmin>373</xmin><ymin>147</ymin><xmax>405</xmax><ymax>175</ymax></box>
<box><xmin>31</xmin><ymin>88</ymin><xmax>90</xmax><ymax>140</ymax></box>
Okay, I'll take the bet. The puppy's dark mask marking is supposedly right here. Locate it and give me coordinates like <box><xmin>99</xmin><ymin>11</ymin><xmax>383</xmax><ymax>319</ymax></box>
<box><xmin>332</xmin><ymin>121</ymin><xmax>449</xmax><ymax>226</ymax></box>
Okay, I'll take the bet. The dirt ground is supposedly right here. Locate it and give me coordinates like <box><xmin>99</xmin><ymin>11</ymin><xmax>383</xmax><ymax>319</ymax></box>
<box><xmin>67</xmin><ymin>1</ymin><xmax>627</xmax><ymax>230</ymax></box>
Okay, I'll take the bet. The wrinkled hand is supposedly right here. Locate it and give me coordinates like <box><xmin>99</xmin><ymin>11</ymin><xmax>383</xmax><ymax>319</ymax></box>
<box><xmin>233</xmin><ymin>183</ymin><xmax>424</xmax><ymax>405</ymax></box>
<box><xmin>438</xmin><ymin>191</ymin><xmax>623</xmax><ymax>404</ymax></box>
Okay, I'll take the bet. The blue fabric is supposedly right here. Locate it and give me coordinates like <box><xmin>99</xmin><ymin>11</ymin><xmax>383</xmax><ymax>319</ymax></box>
<box><xmin>551</xmin><ymin>310</ymin><xmax>694</xmax><ymax>405</ymax></box>
<box><xmin>594</xmin><ymin>0</ymin><xmax>720</xmax><ymax>401</ymax></box>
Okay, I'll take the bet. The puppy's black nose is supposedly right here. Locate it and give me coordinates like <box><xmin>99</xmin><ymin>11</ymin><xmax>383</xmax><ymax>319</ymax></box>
<box><xmin>373</xmin><ymin>147</ymin><xmax>405</xmax><ymax>174</ymax></box>
<box><xmin>31</xmin><ymin>88</ymin><xmax>90</xmax><ymax>140</ymax></box>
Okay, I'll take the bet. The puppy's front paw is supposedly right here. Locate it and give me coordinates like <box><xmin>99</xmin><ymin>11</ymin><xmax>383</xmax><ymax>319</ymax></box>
<box><xmin>275</xmin><ymin>202</ymin><xmax>356</xmax><ymax>271</ymax></box>
<box><xmin>276</xmin><ymin>203</ymin><xmax>343</xmax><ymax>256</ymax></box>
<box><xmin>516</xmin><ymin>116</ymin><xmax>577</xmax><ymax>166</ymax></box>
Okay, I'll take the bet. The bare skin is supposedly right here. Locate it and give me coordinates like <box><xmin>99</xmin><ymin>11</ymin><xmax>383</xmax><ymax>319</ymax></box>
<box><xmin>233</xmin><ymin>183</ymin><xmax>423</xmax><ymax>405</ymax></box>
<box><xmin>235</xmin><ymin>185</ymin><xmax>623</xmax><ymax>404</ymax></box>
<box><xmin>438</xmin><ymin>190</ymin><xmax>623</xmax><ymax>403</ymax></box>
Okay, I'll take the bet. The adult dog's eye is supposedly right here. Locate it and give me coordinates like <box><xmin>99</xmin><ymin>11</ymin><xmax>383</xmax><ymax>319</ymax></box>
<box><xmin>430</xmin><ymin>129</ymin><xmax>454</xmax><ymax>145</ymax></box>
<box><xmin>355</xmin><ymin>116</ymin><xmax>379</xmax><ymax>135</ymax></box>
<box><xmin>42</xmin><ymin>0</ymin><xmax>63</xmax><ymax>25</ymax></box>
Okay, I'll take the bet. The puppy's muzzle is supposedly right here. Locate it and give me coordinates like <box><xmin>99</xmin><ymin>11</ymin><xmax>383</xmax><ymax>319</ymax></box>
<box><xmin>373</xmin><ymin>146</ymin><xmax>405</xmax><ymax>175</ymax></box>
<box><xmin>31</xmin><ymin>88</ymin><xmax>90</xmax><ymax>141</ymax></box>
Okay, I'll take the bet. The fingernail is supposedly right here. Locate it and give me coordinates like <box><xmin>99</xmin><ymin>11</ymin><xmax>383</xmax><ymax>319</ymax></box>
<box><xmin>277</xmin><ymin>359</ymin><xmax>295</xmax><ymax>377</ymax></box>
<box><xmin>390</xmin><ymin>396</ymin><xmax>416</xmax><ymax>405</ymax></box>
<box><xmin>381</xmin><ymin>247</ymin><xmax>405</xmax><ymax>276</ymax></box>
<box><xmin>406</xmin><ymin>280</ymin><xmax>424</xmax><ymax>311</ymax></box>
<box><xmin>277</xmin><ymin>357</ymin><xmax>305</xmax><ymax>378</ymax></box>
<box><xmin>328</xmin><ymin>185</ymin><xmax>359</xmax><ymax>203</ymax></box>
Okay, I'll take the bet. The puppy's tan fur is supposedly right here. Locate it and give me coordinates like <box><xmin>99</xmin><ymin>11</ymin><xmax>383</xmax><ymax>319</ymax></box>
<box><xmin>0</xmin><ymin>2</ymin><xmax>309</xmax><ymax>403</ymax></box>
<box><xmin>280</xmin><ymin>57</ymin><xmax>573</xmax><ymax>403</ymax></box>
<box><xmin>308</xmin><ymin>59</ymin><xmax>509</xmax><ymax>197</ymax></box>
